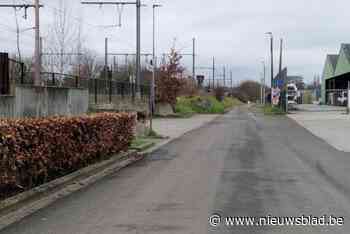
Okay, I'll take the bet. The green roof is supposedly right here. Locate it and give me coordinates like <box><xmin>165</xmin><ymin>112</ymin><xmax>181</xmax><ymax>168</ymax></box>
<box><xmin>322</xmin><ymin>54</ymin><xmax>338</xmax><ymax>80</ymax></box>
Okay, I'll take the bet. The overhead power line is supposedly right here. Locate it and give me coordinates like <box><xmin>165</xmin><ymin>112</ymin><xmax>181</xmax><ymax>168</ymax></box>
<box><xmin>82</xmin><ymin>0</ymin><xmax>143</xmax><ymax>98</ymax></box>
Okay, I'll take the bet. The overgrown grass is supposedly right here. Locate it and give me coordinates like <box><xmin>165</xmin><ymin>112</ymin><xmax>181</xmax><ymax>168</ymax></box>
<box><xmin>223</xmin><ymin>97</ymin><xmax>243</xmax><ymax>109</ymax></box>
<box><xmin>263</xmin><ymin>105</ymin><xmax>286</xmax><ymax>115</ymax></box>
<box><xmin>175</xmin><ymin>96</ymin><xmax>241</xmax><ymax>115</ymax></box>
<box><xmin>174</xmin><ymin>104</ymin><xmax>195</xmax><ymax>118</ymax></box>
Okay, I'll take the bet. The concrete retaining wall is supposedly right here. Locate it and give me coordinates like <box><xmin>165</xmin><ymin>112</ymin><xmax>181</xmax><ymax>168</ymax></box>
<box><xmin>0</xmin><ymin>95</ymin><xmax>15</xmax><ymax>118</ymax></box>
<box><xmin>0</xmin><ymin>86</ymin><xmax>89</xmax><ymax>118</ymax></box>
<box><xmin>0</xmin><ymin>85</ymin><xmax>149</xmax><ymax>118</ymax></box>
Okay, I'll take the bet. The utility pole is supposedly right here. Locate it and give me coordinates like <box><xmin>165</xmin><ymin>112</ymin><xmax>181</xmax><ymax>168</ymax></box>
<box><xmin>34</xmin><ymin>0</ymin><xmax>41</xmax><ymax>85</ymax></box>
<box><xmin>279</xmin><ymin>38</ymin><xmax>283</xmax><ymax>77</ymax></box>
<box><xmin>223</xmin><ymin>66</ymin><xmax>226</xmax><ymax>87</ymax></box>
<box><xmin>105</xmin><ymin>37</ymin><xmax>108</xmax><ymax>79</ymax></box>
<box><xmin>262</xmin><ymin>61</ymin><xmax>266</xmax><ymax>105</ymax></box>
<box><xmin>39</xmin><ymin>36</ymin><xmax>43</xmax><ymax>71</ymax></box>
<box><xmin>265</xmin><ymin>32</ymin><xmax>274</xmax><ymax>103</ymax></box>
<box><xmin>270</xmin><ymin>35</ymin><xmax>274</xmax><ymax>89</ymax></box>
<box><xmin>212</xmin><ymin>57</ymin><xmax>215</xmax><ymax>89</ymax></box>
<box><xmin>279</xmin><ymin>38</ymin><xmax>284</xmax><ymax>109</ymax></box>
<box><xmin>150</xmin><ymin>3</ymin><xmax>161</xmax><ymax>134</ymax></box>
<box><xmin>81</xmin><ymin>0</ymin><xmax>142</xmax><ymax>97</ymax></box>
<box><xmin>113</xmin><ymin>56</ymin><xmax>117</xmax><ymax>73</ymax></box>
<box><xmin>135</xmin><ymin>0</ymin><xmax>141</xmax><ymax>98</ymax></box>
<box><xmin>0</xmin><ymin>3</ymin><xmax>44</xmax><ymax>85</ymax></box>
<box><xmin>192</xmin><ymin>37</ymin><xmax>196</xmax><ymax>80</ymax></box>
<box><xmin>230</xmin><ymin>69</ymin><xmax>233</xmax><ymax>96</ymax></box>
<box><xmin>260</xmin><ymin>74</ymin><xmax>263</xmax><ymax>105</ymax></box>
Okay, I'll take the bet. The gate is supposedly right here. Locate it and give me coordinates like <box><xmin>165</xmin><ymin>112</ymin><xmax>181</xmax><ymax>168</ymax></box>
<box><xmin>0</xmin><ymin>53</ymin><xmax>26</xmax><ymax>95</ymax></box>
<box><xmin>0</xmin><ymin>53</ymin><xmax>10</xmax><ymax>95</ymax></box>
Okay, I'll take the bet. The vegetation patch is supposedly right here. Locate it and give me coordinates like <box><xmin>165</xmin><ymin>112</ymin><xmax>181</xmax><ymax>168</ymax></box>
<box><xmin>223</xmin><ymin>97</ymin><xmax>243</xmax><ymax>110</ymax></box>
<box><xmin>175</xmin><ymin>96</ymin><xmax>241</xmax><ymax>115</ymax></box>
<box><xmin>0</xmin><ymin>113</ymin><xmax>136</xmax><ymax>200</ymax></box>
<box><xmin>130</xmin><ymin>137</ymin><xmax>156</xmax><ymax>151</ymax></box>
<box><xmin>263</xmin><ymin>105</ymin><xmax>286</xmax><ymax>115</ymax></box>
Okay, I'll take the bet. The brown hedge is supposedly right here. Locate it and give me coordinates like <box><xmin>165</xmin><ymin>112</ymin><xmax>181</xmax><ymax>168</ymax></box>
<box><xmin>0</xmin><ymin>113</ymin><xmax>136</xmax><ymax>199</ymax></box>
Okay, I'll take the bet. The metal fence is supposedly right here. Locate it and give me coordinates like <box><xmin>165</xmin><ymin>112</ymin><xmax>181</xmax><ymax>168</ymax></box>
<box><xmin>4</xmin><ymin>54</ymin><xmax>150</xmax><ymax>105</ymax></box>
<box><xmin>88</xmin><ymin>78</ymin><xmax>150</xmax><ymax>104</ymax></box>
<box><xmin>19</xmin><ymin>73</ymin><xmax>150</xmax><ymax>104</ymax></box>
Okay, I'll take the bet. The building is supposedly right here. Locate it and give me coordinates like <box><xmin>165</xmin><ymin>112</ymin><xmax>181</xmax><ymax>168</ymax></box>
<box><xmin>321</xmin><ymin>44</ymin><xmax>350</xmax><ymax>104</ymax></box>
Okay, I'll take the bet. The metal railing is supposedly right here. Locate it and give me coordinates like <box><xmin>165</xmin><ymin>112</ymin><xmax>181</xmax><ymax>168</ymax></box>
<box><xmin>6</xmin><ymin>56</ymin><xmax>150</xmax><ymax>104</ymax></box>
<box><xmin>88</xmin><ymin>78</ymin><xmax>150</xmax><ymax>104</ymax></box>
<box><xmin>18</xmin><ymin>73</ymin><xmax>150</xmax><ymax>104</ymax></box>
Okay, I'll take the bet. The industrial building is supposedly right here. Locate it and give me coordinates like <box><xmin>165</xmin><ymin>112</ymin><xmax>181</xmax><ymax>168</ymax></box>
<box><xmin>322</xmin><ymin>44</ymin><xmax>350</xmax><ymax>104</ymax></box>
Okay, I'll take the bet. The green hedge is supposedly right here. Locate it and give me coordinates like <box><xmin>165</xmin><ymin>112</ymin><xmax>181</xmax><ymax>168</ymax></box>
<box><xmin>0</xmin><ymin>113</ymin><xmax>136</xmax><ymax>200</ymax></box>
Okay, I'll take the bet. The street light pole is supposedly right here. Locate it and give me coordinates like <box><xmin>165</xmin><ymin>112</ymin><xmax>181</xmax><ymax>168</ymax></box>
<box><xmin>150</xmin><ymin>3</ymin><xmax>161</xmax><ymax>133</ymax></box>
<box><xmin>262</xmin><ymin>60</ymin><xmax>266</xmax><ymax>105</ymax></box>
<box><xmin>266</xmin><ymin>32</ymin><xmax>273</xmax><ymax>103</ymax></box>
<box><xmin>34</xmin><ymin>0</ymin><xmax>41</xmax><ymax>86</ymax></box>
<box><xmin>136</xmin><ymin>0</ymin><xmax>141</xmax><ymax>98</ymax></box>
<box><xmin>192</xmin><ymin>37</ymin><xmax>196</xmax><ymax>80</ymax></box>
<box><xmin>212</xmin><ymin>57</ymin><xmax>215</xmax><ymax>89</ymax></box>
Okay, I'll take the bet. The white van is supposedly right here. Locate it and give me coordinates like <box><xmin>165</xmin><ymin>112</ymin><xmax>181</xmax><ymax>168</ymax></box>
<box><xmin>287</xmin><ymin>83</ymin><xmax>298</xmax><ymax>108</ymax></box>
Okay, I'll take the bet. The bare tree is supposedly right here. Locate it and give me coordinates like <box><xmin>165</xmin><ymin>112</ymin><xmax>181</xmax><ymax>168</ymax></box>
<box><xmin>79</xmin><ymin>49</ymin><xmax>103</xmax><ymax>79</ymax></box>
<box><xmin>42</xmin><ymin>0</ymin><xmax>81</xmax><ymax>75</ymax></box>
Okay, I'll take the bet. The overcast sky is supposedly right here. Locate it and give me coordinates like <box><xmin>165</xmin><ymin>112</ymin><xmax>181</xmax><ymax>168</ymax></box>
<box><xmin>0</xmin><ymin>0</ymin><xmax>349</xmax><ymax>84</ymax></box>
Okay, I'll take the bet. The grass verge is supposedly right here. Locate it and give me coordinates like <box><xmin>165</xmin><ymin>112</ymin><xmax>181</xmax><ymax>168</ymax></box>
<box><xmin>263</xmin><ymin>105</ymin><xmax>286</xmax><ymax>115</ymax></box>
<box><xmin>130</xmin><ymin>137</ymin><xmax>158</xmax><ymax>151</ymax></box>
<box><xmin>175</xmin><ymin>96</ymin><xmax>241</xmax><ymax>115</ymax></box>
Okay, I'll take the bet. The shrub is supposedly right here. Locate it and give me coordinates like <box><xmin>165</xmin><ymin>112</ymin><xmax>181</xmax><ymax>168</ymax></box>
<box><xmin>179</xmin><ymin>78</ymin><xmax>199</xmax><ymax>97</ymax></box>
<box><xmin>175</xmin><ymin>103</ymin><xmax>195</xmax><ymax>117</ymax></box>
<box><xmin>232</xmin><ymin>80</ymin><xmax>262</xmax><ymax>103</ymax></box>
<box><xmin>156</xmin><ymin>48</ymin><xmax>185</xmax><ymax>107</ymax></box>
<box><xmin>223</xmin><ymin>97</ymin><xmax>242</xmax><ymax>109</ymax></box>
<box><xmin>176</xmin><ymin>96</ymin><xmax>225</xmax><ymax>114</ymax></box>
<box><xmin>0</xmin><ymin>113</ymin><xmax>136</xmax><ymax>199</ymax></box>
<box><xmin>263</xmin><ymin>105</ymin><xmax>285</xmax><ymax>115</ymax></box>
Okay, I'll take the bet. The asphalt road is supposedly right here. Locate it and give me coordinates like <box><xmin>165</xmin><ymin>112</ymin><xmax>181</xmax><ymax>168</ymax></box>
<box><xmin>1</xmin><ymin>106</ymin><xmax>350</xmax><ymax>234</ymax></box>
